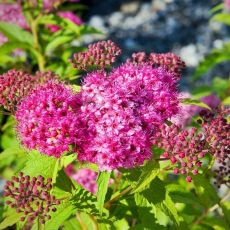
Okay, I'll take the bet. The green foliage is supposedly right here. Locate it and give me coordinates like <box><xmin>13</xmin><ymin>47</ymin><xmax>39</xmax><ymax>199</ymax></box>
<box><xmin>97</xmin><ymin>172</ymin><xmax>111</xmax><ymax>215</ymax></box>
<box><xmin>181</xmin><ymin>98</ymin><xmax>211</xmax><ymax>110</ymax></box>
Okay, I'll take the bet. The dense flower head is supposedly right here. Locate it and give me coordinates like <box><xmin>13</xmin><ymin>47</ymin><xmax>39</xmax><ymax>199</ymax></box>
<box><xmin>0</xmin><ymin>70</ymin><xmax>35</xmax><ymax>113</ymax></box>
<box><xmin>77</xmin><ymin>63</ymin><xmax>180</xmax><ymax>170</ymax></box>
<box><xmin>200</xmin><ymin>107</ymin><xmax>230</xmax><ymax>187</ymax></box>
<box><xmin>152</xmin><ymin>124</ymin><xmax>208</xmax><ymax>182</ymax></box>
<box><xmin>47</xmin><ymin>11</ymin><xmax>82</xmax><ymax>32</ymax></box>
<box><xmin>4</xmin><ymin>172</ymin><xmax>60</xmax><ymax>224</ymax></box>
<box><xmin>128</xmin><ymin>52</ymin><xmax>185</xmax><ymax>79</ymax></box>
<box><xmin>16</xmin><ymin>81</ymin><xmax>81</xmax><ymax>157</ymax></box>
<box><xmin>0</xmin><ymin>70</ymin><xmax>59</xmax><ymax>113</ymax></box>
<box><xmin>71</xmin><ymin>40</ymin><xmax>122</xmax><ymax>70</ymax></box>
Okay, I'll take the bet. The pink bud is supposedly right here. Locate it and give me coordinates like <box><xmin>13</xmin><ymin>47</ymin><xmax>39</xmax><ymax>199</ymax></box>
<box><xmin>186</xmin><ymin>176</ymin><xmax>192</xmax><ymax>182</ymax></box>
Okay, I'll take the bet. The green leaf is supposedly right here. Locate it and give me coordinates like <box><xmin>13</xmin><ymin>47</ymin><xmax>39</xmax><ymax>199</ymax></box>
<box><xmin>181</xmin><ymin>98</ymin><xmax>211</xmax><ymax>110</ymax></box>
<box><xmin>193</xmin><ymin>174</ymin><xmax>220</xmax><ymax>207</ymax></box>
<box><xmin>193</xmin><ymin>42</ymin><xmax>230</xmax><ymax>80</ymax></box>
<box><xmin>70</xmin><ymin>185</ymin><xmax>101</xmax><ymax>216</ymax></box>
<box><xmin>0</xmin><ymin>22</ymin><xmax>33</xmax><ymax>45</ymax></box>
<box><xmin>44</xmin><ymin>201</ymin><xmax>76</xmax><ymax>230</ymax></box>
<box><xmin>60</xmin><ymin>153</ymin><xmax>77</xmax><ymax>168</ymax></box>
<box><xmin>0</xmin><ymin>41</ymin><xmax>30</xmax><ymax>55</ymax></box>
<box><xmin>212</xmin><ymin>13</ymin><xmax>230</xmax><ymax>26</ymax></box>
<box><xmin>21</xmin><ymin>150</ymin><xmax>58</xmax><ymax>178</ymax></box>
<box><xmin>0</xmin><ymin>210</ymin><xmax>23</xmax><ymax>230</ymax></box>
<box><xmin>97</xmin><ymin>171</ymin><xmax>111</xmax><ymax>215</ymax></box>
<box><xmin>45</xmin><ymin>35</ymin><xmax>74</xmax><ymax>53</ymax></box>
<box><xmin>0</xmin><ymin>146</ymin><xmax>26</xmax><ymax>170</ymax></box>
<box><xmin>222</xmin><ymin>97</ymin><xmax>230</xmax><ymax>105</ymax></box>
<box><xmin>62</xmin><ymin>217</ymin><xmax>82</xmax><ymax>230</ymax></box>
<box><xmin>71</xmin><ymin>85</ymin><xmax>81</xmax><ymax>93</ymax></box>
<box><xmin>131</xmin><ymin>160</ymin><xmax>160</xmax><ymax>193</ymax></box>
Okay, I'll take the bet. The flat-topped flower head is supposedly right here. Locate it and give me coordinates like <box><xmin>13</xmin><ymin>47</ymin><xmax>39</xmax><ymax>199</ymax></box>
<box><xmin>77</xmin><ymin>63</ymin><xmax>180</xmax><ymax>170</ymax></box>
<box><xmin>16</xmin><ymin>81</ymin><xmax>81</xmax><ymax>157</ymax></box>
<box><xmin>4</xmin><ymin>172</ymin><xmax>60</xmax><ymax>224</ymax></box>
<box><xmin>71</xmin><ymin>40</ymin><xmax>121</xmax><ymax>70</ymax></box>
<box><xmin>0</xmin><ymin>70</ymin><xmax>59</xmax><ymax>113</ymax></box>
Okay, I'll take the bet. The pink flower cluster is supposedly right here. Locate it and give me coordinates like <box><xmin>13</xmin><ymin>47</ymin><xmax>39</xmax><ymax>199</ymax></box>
<box><xmin>153</xmin><ymin>124</ymin><xmax>207</xmax><ymax>182</ymax></box>
<box><xmin>71</xmin><ymin>40</ymin><xmax>122</xmax><ymax>70</ymax></box>
<box><xmin>127</xmin><ymin>52</ymin><xmax>186</xmax><ymax>79</ymax></box>
<box><xmin>200</xmin><ymin>108</ymin><xmax>230</xmax><ymax>187</ymax></box>
<box><xmin>16</xmin><ymin>81</ymin><xmax>81</xmax><ymax>157</ymax></box>
<box><xmin>77</xmin><ymin>63</ymin><xmax>179</xmax><ymax>170</ymax></box>
<box><xmin>225</xmin><ymin>0</ymin><xmax>230</xmax><ymax>10</ymax></box>
<box><xmin>0</xmin><ymin>70</ymin><xmax>58</xmax><ymax>113</ymax></box>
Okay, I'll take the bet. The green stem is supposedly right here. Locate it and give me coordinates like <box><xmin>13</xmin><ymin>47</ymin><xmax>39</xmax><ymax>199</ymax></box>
<box><xmin>104</xmin><ymin>186</ymin><xmax>132</xmax><ymax>209</ymax></box>
<box><xmin>29</xmin><ymin>14</ymin><xmax>46</xmax><ymax>71</ymax></box>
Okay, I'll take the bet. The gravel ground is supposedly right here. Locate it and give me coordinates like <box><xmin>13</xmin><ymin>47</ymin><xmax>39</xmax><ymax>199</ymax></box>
<box><xmin>82</xmin><ymin>0</ymin><xmax>230</xmax><ymax>88</ymax></box>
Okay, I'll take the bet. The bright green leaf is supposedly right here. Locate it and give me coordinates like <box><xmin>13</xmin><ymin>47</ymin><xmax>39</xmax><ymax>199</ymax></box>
<box><xmin>97</xmin><ymin>171</ymin><xmax>111</xmax><ymax>215</ymax></box>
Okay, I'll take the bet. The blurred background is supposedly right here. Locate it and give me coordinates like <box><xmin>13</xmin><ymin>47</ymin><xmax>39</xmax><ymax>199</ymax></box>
<box><xmin>81</xmin><ymin>0</ymin><xmax>230</xmax><ymax>87</ymax></box>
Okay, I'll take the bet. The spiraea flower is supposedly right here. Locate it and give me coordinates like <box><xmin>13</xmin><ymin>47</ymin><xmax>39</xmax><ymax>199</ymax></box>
<box><xmin>128</xmin><ymin>52</ymin><xmax>185</xmax><ymax>79</ymax></box>
<box><xmin>0</xmin><ymin>70</ymin><xmax>59</xmax><ymax>113</ymax></box>
<box><xmin>16</xmin><ymin>81</ymin><xmax>81</xmax><ymax>157</ymax></box>
<box><xmin>152</xmin><ymin>124</ymin><xmax>208</xmax><ymax>182</ymax></box>
<box><xmin>0</xmin><ymin>70</ymin><xmax>35</xmax><ymax>113</ymax></box>
<box><xmin>200</xmin><ymin>107</ymin><xmax>230</xmax><ymax>187</ymax></box>
<box><xmin>71</xmin><ymin>40</ymin><xmax>122</xmax><ymax>70</ymax></box>
<box><xmin>4</xmin><ymin>172</ymin><xmax>60</xmax><ymax>224</ymax></box>
<box><xmin>77</xmin><ymin>63</ymin><xmax>180</xmax><ymax>170</ymax></box>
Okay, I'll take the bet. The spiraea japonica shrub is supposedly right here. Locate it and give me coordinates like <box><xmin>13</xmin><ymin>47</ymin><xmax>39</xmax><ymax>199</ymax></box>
<box><xmin>0</xmin><ymin>39</ymin><xmax>229</xmax><ymax>229</ymax></box>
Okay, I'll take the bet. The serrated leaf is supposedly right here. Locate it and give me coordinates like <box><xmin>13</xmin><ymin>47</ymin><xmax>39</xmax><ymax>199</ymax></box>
<box><xmin>181</xmin><ymin>98</ymin><xmax>211</xmax><ymax>110</ymax></box>
<box><xmin>97</xmin><ymin>171</ymin><xmax>111</xmax><ymax>215</ymax></box>
<box><xmin>21</xmin><ymin>150</ymin><xmax>58</xmax><ymax>178</ymax></box>
<box><xmin>44</xmin><ymin>201</ymin><xmax>76</xmax><ymax>230</ymax></box>
<box><xmin>0</xmin><ymin>22</ymin><xmax>33</xmax><ymax>45</ymax></box>
<box><xmin>131</xmin><ymin>160</ymin><xmax>160</xmax><ymax>193</ymax></box>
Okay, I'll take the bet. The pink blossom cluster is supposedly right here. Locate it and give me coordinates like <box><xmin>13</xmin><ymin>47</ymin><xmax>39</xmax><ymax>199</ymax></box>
<box><xmin>153</xmin><ymin>124</ymin><xmax>207</xmax><ymax>182</ymax></box>
<box><xmin>4</xmin><ymin>172</ymin><xmax>60</xmax><ymax>224</ymax></box>
<box><xmin>77</xmin><ymin>63</ymin><xmax>179</xmax><ymax>170</ymax></box>
<box><xmin>0</xmin><ymin>70</ymin><xmax>58</xmax><ymax>113</ymax></box>
<box><xmin>16</xmin><ymin>81</ymin><xmax>81</xmax><ymax>157</ymax></box>
<box><xmin>127</xmin><ymin>52</ymin><xmax>186</xmax><ymax>79</ymax></box>
<box><xmin>71</xmin><ymin>40</ymin><xmax>122</xmax><ymax>70</ymax></box>
<box><xmin>200</xmin><ymin>108</ymin><xmax>230</xmax><ymax>187</ymax></box>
